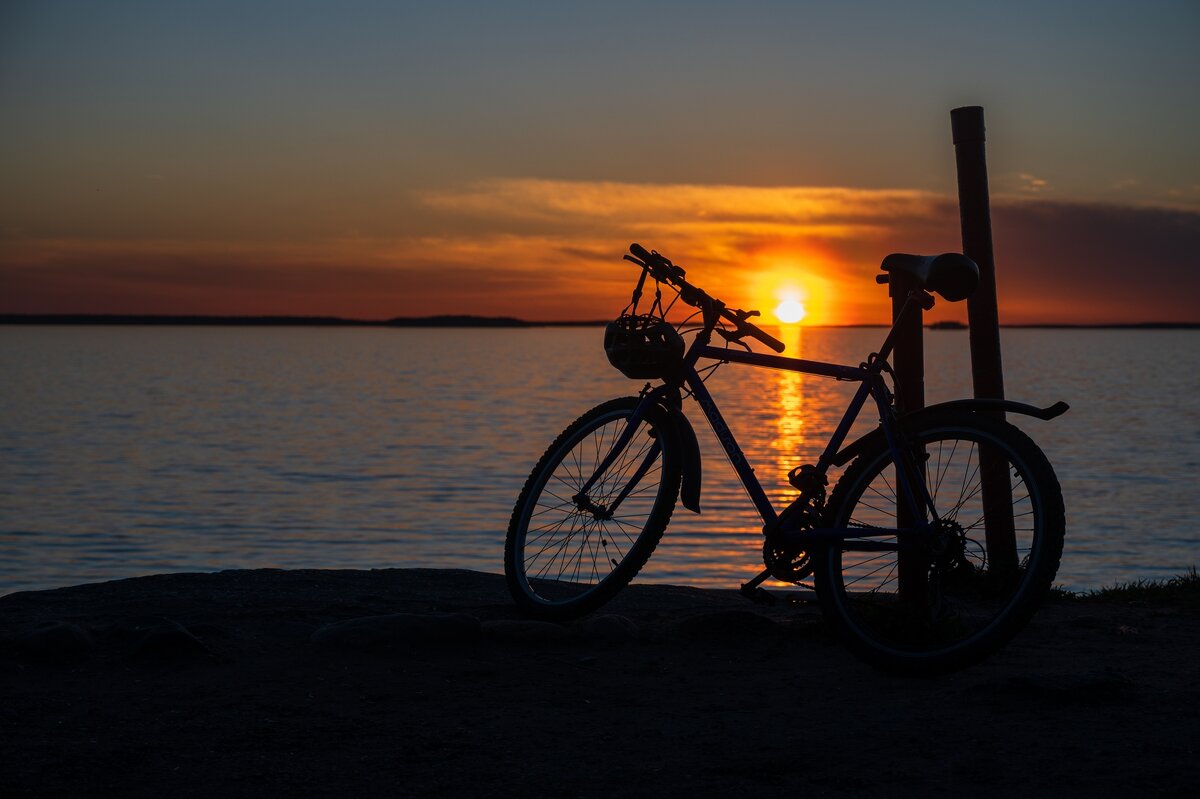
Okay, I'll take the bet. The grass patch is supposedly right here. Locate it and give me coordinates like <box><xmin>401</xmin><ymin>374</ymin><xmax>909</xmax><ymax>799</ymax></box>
<box><xmin>1051</xmin><ymin>566</ymin><xmax>1200</xmax><ymax>608</ymax></box>
<box><xmin>1047</xmin><ymin>584</ymin><xmax>1080</xmax><ymax>601</ymax></box>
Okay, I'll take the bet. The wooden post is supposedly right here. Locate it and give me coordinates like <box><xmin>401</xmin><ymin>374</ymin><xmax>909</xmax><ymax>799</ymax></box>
<box><xmin>951</xmin><ymin>106</ymin><xmax>1019</xmax><ymax>577</ymax></box>
<box><xmin>890</xmin><ymin>272</ymin><xmax>927</xmax><ymax>603</ymax></box>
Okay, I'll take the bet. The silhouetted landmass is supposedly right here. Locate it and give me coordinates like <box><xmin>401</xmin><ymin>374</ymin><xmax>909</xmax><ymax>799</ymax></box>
<box><xmin>0</xmin><ymin>314</ymin><xmax>376</xmax><ymax>326</ymax></box>
<box><xmin>0</xmin><ymin>314</ymin><xmax>609</xmax><ymax>327</ymax></box>
<box><xmin>1004</xmin><ymin>322</ymin><xmax>1200</xmax><ymax>329</ymax></box>
<box><xmin>386</xmin><ymin>315</ymin><xmax>529</xmax><ymax>328</ymax></box>
<box><xmin>384</xmin><ymin>315</ymin><xmax>606</xmax><ymax>328</ymax></box>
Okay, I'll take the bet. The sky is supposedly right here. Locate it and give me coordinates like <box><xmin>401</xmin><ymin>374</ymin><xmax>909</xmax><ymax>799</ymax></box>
<box><xmin>2</xmin><ymin>0</ymin><xmax>1198</xmax><ymax>324</ymax></box>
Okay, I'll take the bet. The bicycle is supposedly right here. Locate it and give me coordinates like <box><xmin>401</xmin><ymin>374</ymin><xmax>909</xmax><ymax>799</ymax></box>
<box><xmin>505</xmin><ymin>243</ymin><xmax>1067</xmax><ymax>674</ymax></box>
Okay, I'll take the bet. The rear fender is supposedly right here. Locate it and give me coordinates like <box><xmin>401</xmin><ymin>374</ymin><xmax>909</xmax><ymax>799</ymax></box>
<box><xmin>832</xmin><ymin>399</ymin><xmax>1069</xmax><ymax>467</ymax></box>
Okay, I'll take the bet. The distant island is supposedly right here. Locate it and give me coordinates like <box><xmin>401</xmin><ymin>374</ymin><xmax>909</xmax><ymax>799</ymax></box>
<box><xmin>384</xmin><ymin>315</ymin><xmax>605</xmax><ymax>328</ymax></box>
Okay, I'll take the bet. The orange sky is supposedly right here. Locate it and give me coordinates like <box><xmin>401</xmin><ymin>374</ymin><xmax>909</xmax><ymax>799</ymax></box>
<box><xmin>4</xmin><ymin>179</ymin><xmax>1198</xmax><ymax>325</ymax></box>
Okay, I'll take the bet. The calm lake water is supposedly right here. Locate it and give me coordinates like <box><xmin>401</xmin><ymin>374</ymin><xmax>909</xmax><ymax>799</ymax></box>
<box><xmin>1</xmin><ymin>325</ymin><xmax>1197</xmax><ymax>595</ymax></box>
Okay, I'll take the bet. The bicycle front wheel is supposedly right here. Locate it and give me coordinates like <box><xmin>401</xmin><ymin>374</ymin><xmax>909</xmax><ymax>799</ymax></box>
<box><xmin>816</xmin><ymin>411</ymin><xmax>1064</xmax><ymax>674</ymax></box>
<box><xmin>505</xmin><ymin>397</ymin><xmax>681</xmax><ymax>620</ymax></box>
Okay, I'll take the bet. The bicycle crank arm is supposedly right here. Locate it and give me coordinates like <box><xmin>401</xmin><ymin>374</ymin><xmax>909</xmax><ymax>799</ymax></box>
<box><xmin>739</xmin><ymin>568</ymin><xmax>778</xmax><ymax>606</ymax></box>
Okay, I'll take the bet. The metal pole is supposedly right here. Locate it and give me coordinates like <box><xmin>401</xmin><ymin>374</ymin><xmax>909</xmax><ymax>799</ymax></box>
<box><xmin>951</xmin><ymin>105</ymin><xmax>1019</xmax><ymax>577</ymax></box>
<box><xmin>890</xmin><ymin>275</ymin><xmax>927</xmax><ymax>603</ymax></box>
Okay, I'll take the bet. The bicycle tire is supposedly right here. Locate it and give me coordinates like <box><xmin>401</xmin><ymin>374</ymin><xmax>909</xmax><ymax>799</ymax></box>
<box><xmin>505</xmin><ymin>397</ymin><xmax>682</xmax><ymax>620</ymax></box>
<box><xmin>815</xmin><ymin>411</ymin><xmax>1064</xmax><ymax>675</ymax></box>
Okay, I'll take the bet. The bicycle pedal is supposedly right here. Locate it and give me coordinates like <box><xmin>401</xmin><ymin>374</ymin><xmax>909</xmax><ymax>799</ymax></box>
<box><xmin>739</xmin><ymin>584</ymin><xmax>778</xmax><ymax>607</ymax></box>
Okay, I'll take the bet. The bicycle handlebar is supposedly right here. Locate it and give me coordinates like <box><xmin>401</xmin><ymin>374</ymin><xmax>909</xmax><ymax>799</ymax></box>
<box><xmin>626</xmin><ymin>243</ymin><xmax>786</xmax><ymax>353</ymax></box>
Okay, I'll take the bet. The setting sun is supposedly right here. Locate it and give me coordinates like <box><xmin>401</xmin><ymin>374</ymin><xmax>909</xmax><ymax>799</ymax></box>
<box><xmin>747</xmin><ymin>258</ymin><xmax>836</xmax><ymax>326</ymax></box>
<box><xmin>774</xmin><ymin>299</ymin><xmax>807</xmax><ymax>324</ymax></box>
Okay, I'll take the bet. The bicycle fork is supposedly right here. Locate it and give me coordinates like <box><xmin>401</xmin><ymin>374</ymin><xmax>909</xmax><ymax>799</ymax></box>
<box><xmin>572</xmin><ymin>394</ymin><xmax>665</xmax><ymax>521</ymax></box>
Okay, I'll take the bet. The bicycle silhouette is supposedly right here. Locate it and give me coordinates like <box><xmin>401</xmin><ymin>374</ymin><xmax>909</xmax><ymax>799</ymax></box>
<box><xmin>506</xmin><ymin>243</ymin><xmax>1067</xmax><ymax>674</ymax></box>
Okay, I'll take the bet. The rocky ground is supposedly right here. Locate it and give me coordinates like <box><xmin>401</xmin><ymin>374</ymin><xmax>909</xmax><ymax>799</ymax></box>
<box><xmin>2</xmin><ymin>568</ymin><xmax>1197</xmax><ymax>797</ymax></box>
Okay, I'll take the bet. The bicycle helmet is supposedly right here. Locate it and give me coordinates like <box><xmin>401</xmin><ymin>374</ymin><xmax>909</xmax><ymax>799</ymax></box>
<box><xmin>603</xmin><ymin>314</ymin><xmax>685</xmax><ymax>380</ymax></box>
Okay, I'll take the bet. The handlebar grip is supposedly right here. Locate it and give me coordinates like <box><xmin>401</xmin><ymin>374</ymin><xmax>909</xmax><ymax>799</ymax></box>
<box><xmin>750</xmin><ymin>326</ymin><xmax>787</xmax><ymax>353</ymax></box>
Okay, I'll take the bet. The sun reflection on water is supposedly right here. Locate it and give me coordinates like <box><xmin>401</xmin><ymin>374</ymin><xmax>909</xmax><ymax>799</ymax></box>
<box><xmin>770</xmin><ymin>324</ymin><xmax>806</xmax><ymax>508</ymax></box>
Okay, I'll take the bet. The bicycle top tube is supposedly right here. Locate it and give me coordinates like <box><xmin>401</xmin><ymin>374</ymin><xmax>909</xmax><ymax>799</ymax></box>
<box><xmin>691</xmin><ymin>343</ymin><xmax>870</xmax><ymax>382</ymax></box>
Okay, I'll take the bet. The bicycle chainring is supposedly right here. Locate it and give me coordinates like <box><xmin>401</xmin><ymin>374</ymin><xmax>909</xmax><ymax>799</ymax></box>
<box><xmin>763</xmin><ymin>540</ymin><xmax>814</xmax><ymax>582</ymax></box>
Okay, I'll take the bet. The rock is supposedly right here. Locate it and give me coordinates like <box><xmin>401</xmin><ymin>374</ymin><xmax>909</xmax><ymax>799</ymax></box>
<box><xmin>481</xmin><ymin>619</ymin><xmax>575</xmax><ymax>645</ymax></box>
<box><xmin>310</xmin><ymin>612</ymin><xmax>480</xmax><ymax>653</ymax></box>
<box><xmin>129</xmin><ymin>620</ymin><xmax>213</xmax><ymax>661</ymax></box>
<box><xmin>12</xmin><ymin>621</ymin><xmax>94</xmax><ymax>663</ymax></box>
<box><xmin>580</xmin><ymin>614</ymin><xmax>640</xmax><ymax>643</ymax></box>
<box><xmin>674</xmin><ymin>610</ymin><xmax>780</xmax><ymax>641</ymax></box>
<box><xmin>783</xmin><ymin>617</ymin><xmax>830</xmax><ymax>639</ymax></box>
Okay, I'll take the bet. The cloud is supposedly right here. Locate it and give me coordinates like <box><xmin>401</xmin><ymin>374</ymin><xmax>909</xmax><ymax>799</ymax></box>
<box><xmin>1016</xmin><ymin>173</ymin><xmax>1050</xmax><ymax>193</ymax></box>
<box><xmin>990</xmin><ymin>199</ymin><xmax>1200</xmax><ymax>322</ymax></box>
<box><xmin>420</xmin><ymin>179</ymin><xmax>946</xmax><ymax>233</ymax></box>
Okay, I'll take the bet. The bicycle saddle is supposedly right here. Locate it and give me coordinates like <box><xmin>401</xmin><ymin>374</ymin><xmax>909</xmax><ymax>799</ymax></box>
<box><xmin>880</xmin><ymin>253</ymin><xmax>979</xmax><ymax>302</ymax></box>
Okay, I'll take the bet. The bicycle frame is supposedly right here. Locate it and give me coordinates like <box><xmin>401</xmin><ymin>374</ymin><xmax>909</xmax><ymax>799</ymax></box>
<box><xmin>576</xmin><ymin>294</ymin><xmax>940</xmax><ymax>562</ymax></box>
<box><xmin>508</xmin><ymin>244</ymin><xmax>1068</xmax><ymax>670</ymax></box>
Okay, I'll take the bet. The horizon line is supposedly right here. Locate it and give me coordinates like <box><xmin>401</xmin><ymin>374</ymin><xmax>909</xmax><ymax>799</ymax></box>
<box><xmin>2</xmin><ymin>313</ymin><xmax>1198</xmax><ymax>330</ymax></box>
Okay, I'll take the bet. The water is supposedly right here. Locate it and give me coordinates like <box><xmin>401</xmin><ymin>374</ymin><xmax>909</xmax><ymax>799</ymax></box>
<box><xmin>1</xmin><ymin>325</ymin><xmax>1197</xmax><ymax>595</ymax></box>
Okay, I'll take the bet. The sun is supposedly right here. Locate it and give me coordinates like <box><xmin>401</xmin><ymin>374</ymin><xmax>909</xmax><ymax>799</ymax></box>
<box><xmin>774</xmin><ymin>299</ymin><xmax>807</xmax><ymax>324</ymax></box>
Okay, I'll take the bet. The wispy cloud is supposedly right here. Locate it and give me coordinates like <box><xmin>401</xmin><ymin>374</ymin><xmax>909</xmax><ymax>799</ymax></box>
<box><xmin>419</xmin><ymin>179</ymin><xmax>946</xmax><ymax>235</ymax></box>
<box><xmin>1017</xmin><ymin>173</ymin><xmax>1050</xmax><ymax>193</ymax></box>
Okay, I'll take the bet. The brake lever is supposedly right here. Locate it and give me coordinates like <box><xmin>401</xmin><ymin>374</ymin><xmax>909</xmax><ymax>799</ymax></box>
<box><xmin>716</xmin><ymin>327</ymin><xmax>752</xmax><ymax>351</ymax></box>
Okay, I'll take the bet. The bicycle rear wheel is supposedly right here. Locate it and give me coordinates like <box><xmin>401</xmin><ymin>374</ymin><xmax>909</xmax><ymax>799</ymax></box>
<box><xmin>505</xmin><ymin>397</ymin><xmax>681</xmax><ymax>620</ymax></box>
<box><xmin>816</xmin><ymin>412</ymin><xmax>1064</xmax><ymax>674</ymax></box>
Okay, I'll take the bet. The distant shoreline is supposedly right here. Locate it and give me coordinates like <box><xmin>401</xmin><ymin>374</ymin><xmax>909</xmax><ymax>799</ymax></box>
<box><xmin>0</xmin><ymin>314</ymin><xmax>608</xmax><ymax>328</ymax></box>
<box><xmin>0</xmin><ymin>314</ymin><xmax>1197</xmax><ymax>329</ymax></box>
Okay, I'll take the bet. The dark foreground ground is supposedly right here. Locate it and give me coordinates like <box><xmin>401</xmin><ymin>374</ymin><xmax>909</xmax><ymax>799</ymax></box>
<box><xmin>1</xmin><ymin>568</ymin><xmax>1197</xmax><ymax>798</ymax></box>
